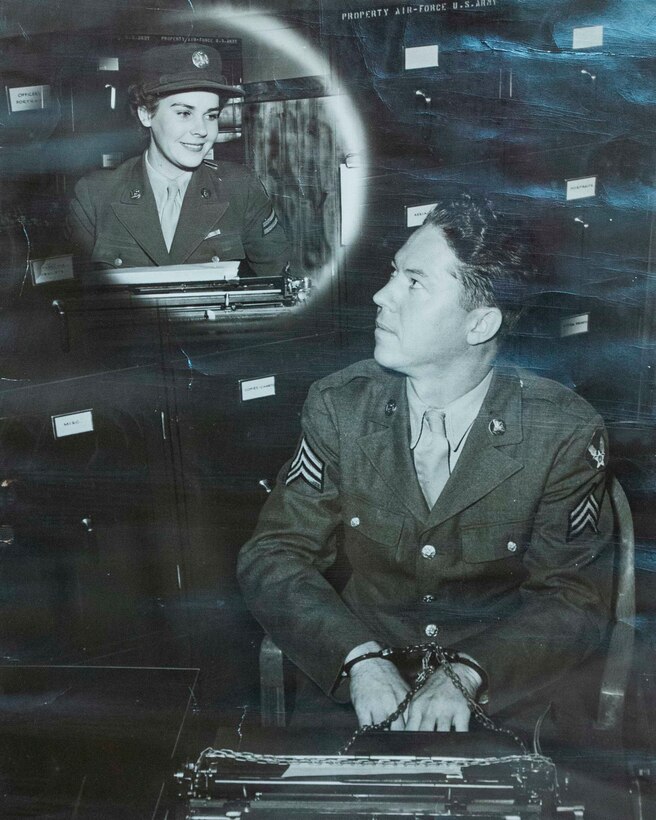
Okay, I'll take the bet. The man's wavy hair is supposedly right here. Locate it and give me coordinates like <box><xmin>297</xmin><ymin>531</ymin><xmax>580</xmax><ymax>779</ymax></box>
<box><xmin>423</xmin><ymin>194</ymin><xmax>540</xmax><ymax>338</ymax></box>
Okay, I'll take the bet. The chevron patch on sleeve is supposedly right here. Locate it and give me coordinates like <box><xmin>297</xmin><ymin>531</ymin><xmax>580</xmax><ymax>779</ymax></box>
<box><xmin>285</xmin><ymin>436</ymin><xmax>325</xmax><ymax>492</ymax></box>
<box><xmin>262</xmin><ymin>209</ymin><xmax>278</xmax><ymax>236</ymax></box>
<box><xmin>567</xmin><ymin>489</ymin><xmax>600</xmax><ymax>540</ymax></box>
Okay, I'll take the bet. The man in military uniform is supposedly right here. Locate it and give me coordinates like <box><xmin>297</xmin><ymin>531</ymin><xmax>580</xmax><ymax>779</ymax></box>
<box><xmin>69</xmin><ymin>43</ymin><xmax>289</xmax><ymax>275</ymax></box>
<box><xmin>238</xmin><ymin>195</ymin><xmax>613</xmax><ymax>735</ymax></box>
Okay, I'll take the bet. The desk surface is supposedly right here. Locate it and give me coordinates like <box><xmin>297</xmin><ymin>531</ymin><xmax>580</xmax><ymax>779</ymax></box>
<box><xmin>0</xmin><ymin>664</ymin><xmax>198</xmax><ymax>819</ymax></box>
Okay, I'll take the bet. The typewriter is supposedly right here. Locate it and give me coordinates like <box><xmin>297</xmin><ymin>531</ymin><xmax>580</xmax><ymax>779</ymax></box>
<box><xmin>45</xmin><ymin>263</ymin><xmax>311</xmax><ymax>349</ymax></box>
<box><xmin>173</xmin><ymin>732</ymin><xmax>583</xmax><ymax>819</ymax></box>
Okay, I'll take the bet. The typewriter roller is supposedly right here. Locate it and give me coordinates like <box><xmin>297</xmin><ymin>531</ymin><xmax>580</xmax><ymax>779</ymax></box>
<box><xmin>172</xmin><ymin>741</ymin><xmax>583</xmax><ymax>819</ymax></box>
<box><xmin>45</xmin><ymin>265</ymin><xmax>312</xmax><ymax>352</ymax></box>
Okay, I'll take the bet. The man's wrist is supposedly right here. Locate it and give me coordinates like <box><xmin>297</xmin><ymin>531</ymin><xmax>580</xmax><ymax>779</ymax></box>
<box><xmin>342</xmin><ymin>641</ymin><xmax>390</xmax><ymax>678</ymax></box>
<box><xmin>451</xmin><ymin>662</ymin><xmax>482</xmax><ymax>698</ymax></box>
<box><xmin>446</xmin><ymin>652</ymin><xmax>488</xmax><ymax>702</ymax></box>
<box><xmin>344</xmin><ymin>641</ymin><xmax>383</xmax><ymax>666</ymax></box>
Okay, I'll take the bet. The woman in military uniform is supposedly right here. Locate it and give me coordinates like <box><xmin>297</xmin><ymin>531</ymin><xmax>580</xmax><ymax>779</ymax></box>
<box><xmin>69</xmin><ymin>43</ymin><xmax>289</xmax><ymax>276</ymax></box>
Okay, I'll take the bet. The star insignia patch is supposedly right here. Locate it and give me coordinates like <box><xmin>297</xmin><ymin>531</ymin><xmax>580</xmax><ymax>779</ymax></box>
<box><xmin>285</xmin><ymin>436</ymin><xmax>324</xmax><ymax>492</ymax></box>
<box><xmin>586</xmin><ymin>429</ymin><xmax>606</xmax><ymax>471</ymax></box>
<box><xmin>568</xmin><ymin>489</ymin><xmax>601</xmax><ymax>541</ymax></box>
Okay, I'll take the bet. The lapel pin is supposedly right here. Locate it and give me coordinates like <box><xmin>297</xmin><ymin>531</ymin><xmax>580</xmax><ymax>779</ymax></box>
<box><xmin>201</xmin><ymin>187</ymin><xmax>211</xmax><ymax>199</ymax></box>
<box><xmin>489</xmin><ymin>418</ymin><xmax>506</xmax><ymax>436</ymax></box>
<box><xmin>385</xmin><ymin>399</ymin><xmax>397</xmax><ymax>417</ymax></box>
<box><xmin>129</xmin><ymin>189</ymin><xmax>141</xmax><ymax>200</ymax></box>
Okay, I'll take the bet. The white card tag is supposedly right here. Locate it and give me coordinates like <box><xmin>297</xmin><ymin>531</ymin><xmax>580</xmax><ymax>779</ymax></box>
<box><xmin>404</xmin><ymin>45</ymin><xmax>439</xmax><ymax>70</ymax></box>
<box><xmin>240</xmin><ymin>376</ymin><xmax>276</xmax><ymax>402</ymax></box>
<box><xmin>98</xmin><ymin>57</ymin><xmax>119</xmax><ymax>71</ymax></box>
<box><xmin>406</xmin><ymin>203</ymin><xmax>437</xmax><ymax>228</ymax></box>
<box><xmin>561</xmin><ymin>313</ymin><xmax>590</xmax><ymax>338</ymax></box>
<box><xmin>102</xmin><ymin>152</ymin><xmax>124</xmax><ymax>169</ymax></box>
<box><xmin>31</xmin><ymin>255</ymin><xmax>75</xmax><ymax>285</ymax></box>
<box><xmin>7</xmin><ymin>85</ymin><xmax>52</xmax><ymax>113</ymax></box>
<box><xmin>572</xmin><ymin>25</ymin><xmax>604</xmax><ymax>50</ymax></box>
<box><xmin>52</xmin><ymin>410</ymin><xmax>94</xmax><ymax>439</ymax></box>
<box><xmin>566</xmin><ymin>176</ymin><xmax>596</xmax><ymax>201</ymax></box>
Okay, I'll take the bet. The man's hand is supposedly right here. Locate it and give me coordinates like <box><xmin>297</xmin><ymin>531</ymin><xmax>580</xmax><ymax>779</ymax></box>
<box><xmin>404</xmin><ymin>663</ymin><xmax>480</xmax><ymax>732</ymax></box>
<box><xmin>345</xmin><ymin>643</ymin><xmax>482</xmax><ymax>732</ymax></box>
<box><xmin>349</xmin><ymin>656</ymin><xmax>410</xmax><ymax>730</ymax></box>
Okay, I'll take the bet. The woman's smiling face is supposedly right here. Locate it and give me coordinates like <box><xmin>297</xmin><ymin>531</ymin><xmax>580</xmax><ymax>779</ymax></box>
<box><xmin>139</xmin><ymin>90</ymin><xmax>220</xmax><ymax>176</ymax></box>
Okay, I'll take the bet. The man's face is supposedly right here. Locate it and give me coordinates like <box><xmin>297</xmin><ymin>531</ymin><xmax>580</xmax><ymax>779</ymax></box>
<box><xmin>138</xmin><ymin>90</ymin><xmax>220</xmax><ymax>176</ymax></box>
<box><xmin>373</xmin><ymin>224</ymin><xmax>475</xmax><ymax>378</ymax></box>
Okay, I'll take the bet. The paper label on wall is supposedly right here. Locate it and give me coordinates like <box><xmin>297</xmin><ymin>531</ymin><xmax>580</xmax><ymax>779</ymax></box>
<box><xmin>98</xmin><ymin>57</ymin><xmax>119</xmax><ymax>71</ymax></box>
<box><xmin>7</xmin><ymin>84</ymin><xmax>52</xmax><ymax>113</ymax></box>
<box><xmin>560</xmin><ymin>313</ymin><xmax>589</xmax><ymax>338</ymax></box>
<box><xmin>340</xmin><ymin>163</ymin><xmax>364</xmax><ymax>246</ymax></box>
<box><xmin>31</xmin><ymin>255</ymin><xmax>75</xmax><ymax>285</ymax></box>
<box><xmin>404</xmin><ymin>45</ymin><xmax>439</xmax><ymax>70</ymax></box>
<box><xmin>52</xmin><ymin>409</ymin><xmax>94</xmax><ymax>439</ymax></box>
<box><xmin>566</xmin><ymin>176</ymin><xmax>596</xmax><ymax>201</ymax></box>
<box><xmin>406</xmin><ymin>203</ymin><xmax>437</xmax><ymax>228</ymax></box>
<box><xmin>240</xmin><ymin>375</ymin><xmax>276</xmax><ymax>402</ymax></box>
<box><xmin>102</xmin><ymin>152</ymin><xmax>123</xmax><ymax>169</ymax></box>
<box><xmin>572</xmin><ymin>25</ymin><xmax>604</xmax><ymax>50</ymax></box>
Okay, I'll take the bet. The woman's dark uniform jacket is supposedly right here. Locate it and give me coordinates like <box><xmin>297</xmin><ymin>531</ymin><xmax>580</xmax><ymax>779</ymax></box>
<box><xmin>237</xmin><ymin>359</ymin><xmax>614</xmax><ymax>718</ymax></box>
<box><xmin>68</xmin><ymin>155</ymin><xmax>290</xmax><ymax>275</ymax></box>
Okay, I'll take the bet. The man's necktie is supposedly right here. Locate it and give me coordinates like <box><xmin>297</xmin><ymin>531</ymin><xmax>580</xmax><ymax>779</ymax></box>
<box><xmin>412</xmin><ymin>409</ymin><xmax>451</xmax><ymax>509</ymax></box>
<box><xmin>160</xmin><ymin>180</ymin><xmax>181</xmax><ymax>252</ymax></box>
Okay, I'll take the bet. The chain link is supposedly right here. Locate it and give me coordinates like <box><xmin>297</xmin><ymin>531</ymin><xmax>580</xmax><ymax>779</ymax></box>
<box><xmin>338</xmin><ymin>642</ymin><xmax>527</xmax><ymax>755</ymax></box>
<box><xmin>184</xmin><ymin>646</ymin><xmax>557</xmax><ymax>807</ymax></box>
<box><xmin>188</xmin><ymin>644</ymin><xmax>542</xmax><ymax>788</ymax></box>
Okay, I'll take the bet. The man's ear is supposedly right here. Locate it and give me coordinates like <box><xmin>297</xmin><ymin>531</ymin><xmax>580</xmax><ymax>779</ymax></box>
<box><xmin>466</xmin><ymin>306</ymin><xmax>503</xmax><ymax>346</ymax></box>
<box><xmin>137</xmin><ymin>106</ymin><xmax>153</xmax><ymax>128</ymax></box>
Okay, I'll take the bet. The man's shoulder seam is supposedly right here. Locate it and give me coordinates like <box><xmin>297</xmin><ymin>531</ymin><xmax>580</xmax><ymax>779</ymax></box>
<box><xmin>314</xmin><ymin>359</ymin><xmax>387</xmax><ymax>393</ymax></box>
<box><xmin>519</xmin><ymin>373</ymin><xmax>602</xmax><ymax>424</ymax></box>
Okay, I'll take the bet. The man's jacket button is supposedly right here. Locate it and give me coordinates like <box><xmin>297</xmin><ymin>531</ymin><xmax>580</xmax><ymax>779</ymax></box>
<box><xmin>507</xmin><ymin>541</ymin><xmax>518</xmax><ymax>553</ymax></box>
<box><xmin>424</xmin><ymin>623</ymin><xmax>439</xmax><ymax>637</ymax></box>
<box><xmin>114</xmin><ymin>257</ymin><xmax>123</xmax><ymax>267</ymax></box>
<box><xmin>421</xmin><ymin>544</ymin><xmax>436</xmax><ymax>559</ymax></box>
<box><xmin>422</xmin><ymin>594</ymin><xmax>435</xmax><ymax>603</ymax></box>
<box><xmin>350</xmin><ymin>516</ymin><xmax>360</xmax><ymax>528</ymax></box>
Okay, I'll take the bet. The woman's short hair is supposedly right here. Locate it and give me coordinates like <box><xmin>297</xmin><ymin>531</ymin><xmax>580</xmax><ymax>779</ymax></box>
<box><xmin>127</xmin><ymin>83</ymin><xmax>161</xmax><ymax>120</ymax></box>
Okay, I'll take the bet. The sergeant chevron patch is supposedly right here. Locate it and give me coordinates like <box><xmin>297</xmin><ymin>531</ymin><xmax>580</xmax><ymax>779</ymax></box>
<box><xmin>262</xmin><ymin>209</ymin><xmax>278</xmax><ymax>236</ymax></box>
<box><xmin>285</xmin><ymin>436</ymin><xmax>324</xmax><ymax>492</ymax></box>
<box><xmin>568</xmin><ymin>489</ymin><xmax>600</xmax><ymax>540</ymax></box>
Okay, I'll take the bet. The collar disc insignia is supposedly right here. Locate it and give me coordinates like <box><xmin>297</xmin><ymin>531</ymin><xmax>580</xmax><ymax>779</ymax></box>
<box><xmin>489</xmin><ymin>418</ymin><xmax>506</xmax><ymax>436</ymax></box>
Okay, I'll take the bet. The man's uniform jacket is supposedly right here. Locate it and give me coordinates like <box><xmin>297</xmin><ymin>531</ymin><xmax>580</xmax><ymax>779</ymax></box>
<box><xmin>68</xmin><ymin>156</ymin><xmax>289</xmax><ymax>276</ymax></box>
<box><xmin>238</xmin><ymin>360</ymin><xmax>614</xmax><ymax>716</ymax></box>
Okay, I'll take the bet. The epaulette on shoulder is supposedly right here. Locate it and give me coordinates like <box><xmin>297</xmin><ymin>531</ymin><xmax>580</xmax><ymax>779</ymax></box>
<box><xmin>520</xmin><ymin>372</ymin><xmax>599</xmax><ymax>422</ymax></box>
<box><xmin>315</xmin><ymin>359</ymin><xmax>384</xmax><ymax>392</ymax></box>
